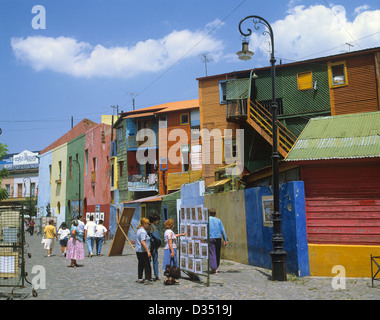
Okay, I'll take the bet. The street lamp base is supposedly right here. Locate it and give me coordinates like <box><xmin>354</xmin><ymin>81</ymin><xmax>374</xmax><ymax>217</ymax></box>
<box><xmin>270</xmin><ymin>250</ymin><xmax>287</xmax><ymax>281</ymax></box>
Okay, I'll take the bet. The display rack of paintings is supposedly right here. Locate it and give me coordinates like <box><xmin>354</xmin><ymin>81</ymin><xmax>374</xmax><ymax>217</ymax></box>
<box><xmin>179</xmin><ymin>205</ymin><xmax>210</xmax><ymax>286</ymax></box>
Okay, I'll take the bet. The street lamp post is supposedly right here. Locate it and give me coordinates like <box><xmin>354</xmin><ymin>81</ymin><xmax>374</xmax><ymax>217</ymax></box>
<box><xmin>237</xmin><ymin>15</ymin><xmax>287</xmax><ymax>281</ymax></box>
<box><xmin>23</xmin><ymin>177</ymin><xmax>32</xmax><ymax>216</ymax></box>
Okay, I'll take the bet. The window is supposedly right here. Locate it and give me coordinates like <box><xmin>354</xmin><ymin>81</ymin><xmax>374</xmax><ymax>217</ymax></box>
<box><xmin>5</xmin><ymin>184</ymin><xmax>10</xmax><ymax>196</ymax></box>
<box><xmin>219</xmin><ymin>80</ymin><xmax>227</xmax><ymax>104</ymax></box>
<box><xmin>180</xmin><ymin>113</ymin><xmax>189</xmax><ymax>125</ymax></box>
<box><xmin>118</xmin><ymin>126</ymin><xmax>123</xmax><ymax>141</ymax></box>
<box><xmin>181</xmin><ymin>145</ymin><xmax>190</xmax><ymax>172</ymax></box>
<box><xmin>119</xmin><ymin>161</ymin><xmax>124</xmax><ymax>177</ymax></box>
<box><xmin>58</xmin><ymin>161</ymin><xmax>62</xmax><ymax>180</ymax></box>
<box><xmin>85</xmin><ymin>149</ymin><xmax>88</xmax><ymax>175</ymax></box>
<box><xmin>92</xmin><ymin>157</ymin><xmax>97</xmax><ymax>171</ymax></box>
<box><xmin>297</xmin><ymin>71</ymin><xmax>313</xmax><ymax>90</ymax></box>
<box><xmin>162</xmin><ymin>206</ymin><xmax>168</xmax><ymax>222</ymax></box>
<box><xmin>328</xmin><ymin>61</ymin><xmax>348</xmax><ymax>88</ymax></box>
<box><xmin>160</xmin><ymin>158</ymin><xmax>168</xmax><ymax>171</ymax></box>
<box><xmin>137</xmin><ymin>120</ymin><xmax>152</xmax><ymax>147</ymax></box>
<box><xmin>17</xmin><ymin>184</ymin><xmax>22</xmax><ymax>197</ymax></box>
<box><xmin>69</xmin><ymin>156</ymin><xmax>72</xmax><ymax>179</ymax></box>
<box><xmin>49</xmin><ymin>165</ymin><xmax>52</xmax><ymax>185</ymax></box>
<box><xmin>31</xmin><ymin>183</ymin><xmax>36</xmax><ymax>196</ymax></box>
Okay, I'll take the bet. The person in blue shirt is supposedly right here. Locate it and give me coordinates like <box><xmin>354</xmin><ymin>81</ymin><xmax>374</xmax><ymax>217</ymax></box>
<box><xmin>209</xmin><ymin>208</ymin><xmax>228</xmax><ymax>274</ymax></box>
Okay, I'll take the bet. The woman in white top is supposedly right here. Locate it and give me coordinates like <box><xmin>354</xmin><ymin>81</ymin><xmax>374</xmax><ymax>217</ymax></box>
<box><xmin>162</xmin><ymin>218</ymin><xmax>185</xmax><ymax>285</ymax></box>
<box><xmin>135</xmin><ymin>218</ymin><xmax>152</xmax><ymax>284</ymax></box>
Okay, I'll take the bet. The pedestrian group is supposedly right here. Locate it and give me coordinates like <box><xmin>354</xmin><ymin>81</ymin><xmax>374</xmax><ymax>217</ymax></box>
<box><xmin>40</xmin><ymin>208</ymin><xmax>228</xmax><ymax>285</ymax></box>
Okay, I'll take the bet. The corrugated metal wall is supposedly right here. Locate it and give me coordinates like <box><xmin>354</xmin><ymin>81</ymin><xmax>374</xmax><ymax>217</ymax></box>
<box><xmin>301</xmin><ymin>162</ymin><xmax>380</xmax><ymax>245</ymax></box>
<box><xmin>332</xmin><ymin>54</ymin><xmax>379</xmax><ymax>115</ymax></box>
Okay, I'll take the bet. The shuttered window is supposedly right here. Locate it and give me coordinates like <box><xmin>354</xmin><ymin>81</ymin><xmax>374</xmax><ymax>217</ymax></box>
<box><xmin>297</xmin><ymin>71</ymin><xmax>313</xmax><ymax>90</ymax></box>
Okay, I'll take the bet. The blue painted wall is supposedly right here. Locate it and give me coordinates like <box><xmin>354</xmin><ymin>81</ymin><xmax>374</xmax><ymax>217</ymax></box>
<box><xmin>244</xmin><ymin>181</ymin><xmax>309</xmax><ymax>276</ymax></box>
<box><xmin>109</xmin><ymin>201</ymin><xmax>140</xmax><ymax>242</ymax></box>
<box><xmin>37</xmin><ymin>150</ymin><xmax>52</xmax><ymax>217</ymax></box>
<box><xmin>180</xmin><ymin>181</ymin><xmax>205</xmax><ymax>206</ymax></box>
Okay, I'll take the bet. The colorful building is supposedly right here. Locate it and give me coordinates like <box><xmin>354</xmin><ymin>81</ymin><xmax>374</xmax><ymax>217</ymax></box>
<box><xmin>0</xmin><ymin>150</ymin><xmax>39</xmax><ymax>211</ymax></box>
<box><xmin>37</xmin><ymin>118</ymin><xmax>112</xmax><ymax>228</ymax></box>
<box><xmin>83</xmin><ymin>123</ymin><xmax>112</xmax><ymax>228</ymax></box>
<box><xmin>285</xmin><ymin>111</ymin><xmax>380</xmax><ymax>277</ymax></box>
<box><xmin>196</xmin><ymin>47</ymin><xmax>380</xmax><ymax>189</ymax></box>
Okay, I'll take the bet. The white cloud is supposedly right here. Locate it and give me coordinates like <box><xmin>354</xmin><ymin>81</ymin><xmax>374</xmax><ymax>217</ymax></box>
<box><xmin>11</xmin><ymin>25</ymin><xmax>224</xmax><ymax>78</ymax></box>
<box><xmin>354</xmin><ymin>5</ymin><xmax>370</xmax><ymax>15</ymax></box>
<box><xmin>248</xmin><ymin>4</ymin><xmax>380</xmax><ymax>63</ymax></box>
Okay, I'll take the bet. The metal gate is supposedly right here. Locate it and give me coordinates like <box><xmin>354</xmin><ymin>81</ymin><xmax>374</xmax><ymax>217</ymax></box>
<box><xmin>0</xmin><ymin>207</ymin><xmax>36</xmax><ymax>299</ymax></box>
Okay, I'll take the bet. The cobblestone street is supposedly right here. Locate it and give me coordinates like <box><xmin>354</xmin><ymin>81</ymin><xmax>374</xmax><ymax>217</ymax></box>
<box><xmin>1</xmin><ymin>233</ymin><xmax>379</xmax><ymax>301</ymax></box>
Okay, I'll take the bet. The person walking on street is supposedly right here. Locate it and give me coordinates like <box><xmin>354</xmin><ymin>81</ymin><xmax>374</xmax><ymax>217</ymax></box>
<box><xmin>162</xmin><ymin>219</ymin><xmax>185</xmax><ymax>285</ymax></box>
<box><xmin>58</xmin><ymin>222</ymin><xmax>70</xmax><ymax>257</ymax></box>
<box><xmin>209</xmin><ymin>208</ymin><xmax>228</xmax><ymax>274</ymax></box>
<box><xmin>43</xmin><ymin>219</ymin><xmax>58</xmax><ymax>257</ymax></box>
<box><xmin>66</xmin><ymin>219</ymin><xmax>85</xmax><ymax>267</ymax></box>
<box><xmin>148</xmin><ymin>214</ymin><xmax>161</xmax><ymax>281</ymax></box>
<box><xmin>95</xmin><ymin>219</ymin><xmax>108</xmax><ymax>256</ymax></box>
<box><xmin>77</xmin><ymin>216</ymin><xmax>85</xmax><ymax>234</ymax></box>
<box><xmin>135</xmin><ymin>218</ymin><xmax>152</xmax><ymax>285</ymax></box>
<box><xmin>28</xmin><ymin>218</ymin><xmax>35</xmax><ymax>236</ymax></box>
<box><xmin>84</xmin><ymin>215</ymin><xmax>97</xmax><ymax>257</ymax></box>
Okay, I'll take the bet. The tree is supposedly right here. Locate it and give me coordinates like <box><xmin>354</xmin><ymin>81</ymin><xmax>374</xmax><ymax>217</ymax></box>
<box><xmin>21</xmin><ymin>196</ymin><xmax>37</xmax><ymax>217</ymax></box>
<box><xmin>0</xmin><ymin>143</ymin><xmax>9</xmax><ymax>201</ymax></box>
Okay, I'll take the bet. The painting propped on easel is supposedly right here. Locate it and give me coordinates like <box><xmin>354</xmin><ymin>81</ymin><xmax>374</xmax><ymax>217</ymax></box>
<box><xmin>108</xmin><ymin>207</ymin><xmax>136</xmax><ymax>256</ymax></box>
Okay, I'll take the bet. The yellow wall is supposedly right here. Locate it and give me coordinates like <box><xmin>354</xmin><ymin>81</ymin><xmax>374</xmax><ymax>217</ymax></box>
<box><xmin>309</xmin><ymin>244</ymin><xmax>380</xmax><ymax>277</ymax></box>
<box><xmin>204</xmin><ymin>190</ymin><xmax>248</xmax><ymax>265</ymax></box>
<box><xmin>51</xmin><ymin>143</ymin><xmax>67</xmax><ymax>226</ymax></box>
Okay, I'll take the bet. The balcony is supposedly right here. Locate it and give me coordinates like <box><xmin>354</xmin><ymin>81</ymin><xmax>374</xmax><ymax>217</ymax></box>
<box><xmin>128</xmin><ymin>174</ymin><xmax>159</xmax><ymax>192</ymax></box>
<box><xmin>127</xmin><ymin>131</ymin><xmax>158</xmax><ymax>150</ymax></box>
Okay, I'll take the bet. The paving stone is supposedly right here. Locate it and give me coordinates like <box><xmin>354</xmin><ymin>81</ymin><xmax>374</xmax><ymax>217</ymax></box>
<box><xmin>1</xmin><ymin>234</ymin><xmax>379</xmax><ymax>300</ymax></box>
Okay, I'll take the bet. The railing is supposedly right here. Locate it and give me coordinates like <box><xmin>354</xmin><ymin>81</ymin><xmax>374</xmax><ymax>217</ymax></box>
<box><xmin>127</xmin><ymin>133</ymin><xmax>158</xmax><ymax>150</ymax></box>
<box><xmin>226</xmin><ymin>100</ymin><xmax>248</xmax><ymax>120</ymax></box>
<box><xmin>127</xmin><ymin>174</ymin><xmax>158</xmax><ymax>192</ymax></box>
<box><xmin>248</xmin><ymin>99</ymin><xmax>297</xmax><ymax>155</ymax></box>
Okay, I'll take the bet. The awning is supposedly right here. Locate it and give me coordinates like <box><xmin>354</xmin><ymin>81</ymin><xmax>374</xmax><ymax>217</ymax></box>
<box><xmin>207</xmin><ymin>178</ymin><xmax>232</xmax><ymax>188</ymax></box>
<box><xmin>123</xmin><ymin>194</ymin><xmax>162</xmax><ymax>204</ymax></box>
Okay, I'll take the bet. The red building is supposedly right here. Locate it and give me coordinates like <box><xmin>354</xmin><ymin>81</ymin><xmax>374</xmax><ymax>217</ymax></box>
<box><xmin>285</xmin><ymin>111</ymin><xmax>380</xmax><ymax>277</ymax></box>
<box><xmin>83</xmin><ymin>123</ymin><xmax>112</xmax><ymax>229</ymax></box>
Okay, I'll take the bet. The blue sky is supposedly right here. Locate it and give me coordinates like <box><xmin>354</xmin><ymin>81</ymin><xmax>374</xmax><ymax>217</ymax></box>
<box><xmin>1</xmin><ymin>0</ymin><xmax>379</xmax><ymax>154</ymax></box>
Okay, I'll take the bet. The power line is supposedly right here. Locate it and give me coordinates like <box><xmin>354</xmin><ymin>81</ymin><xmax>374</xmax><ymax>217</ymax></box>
<box><xmin>323</xmin><ymin>0</ymin><xmax>362</xmax><ymax>49</ymax></box>
<box><xmin>137</xmin><ymin>0</ymin><xmax>247</xmax><ymax>98</ymax></box>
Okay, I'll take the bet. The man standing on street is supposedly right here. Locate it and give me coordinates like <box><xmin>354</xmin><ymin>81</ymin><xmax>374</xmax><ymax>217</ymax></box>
<box><xmin>84</xmin><ymin>215</ymin><xmax>97</xmax><ymax>257</ymax></box>
<box><xmin>208</xmin><ymin>208</ymin><xmax>228</xmax><ymax>274</ymax></box>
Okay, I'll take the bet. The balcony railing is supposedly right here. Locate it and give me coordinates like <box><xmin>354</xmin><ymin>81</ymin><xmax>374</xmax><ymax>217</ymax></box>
<box><xmin>127</xmin><ymin>131</ymin><xmax>158</xmax><ymax>150</ymax></box>
<box><xmin>128</xmin><ymin>174</ymin><xmax>159</xmax><ymax>192</ymax></box>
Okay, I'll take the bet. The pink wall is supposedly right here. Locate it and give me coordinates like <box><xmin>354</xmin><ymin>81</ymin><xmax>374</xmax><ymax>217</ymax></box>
<box><xmin>83</xmin><ymin>123</ymin><xmax>112</xmax><ymax>228</ymax></box>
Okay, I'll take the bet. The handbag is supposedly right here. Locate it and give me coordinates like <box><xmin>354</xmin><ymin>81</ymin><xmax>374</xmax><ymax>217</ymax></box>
<box><xmin>164</xmin><ymin>257</ymin><xmax>181</xmax><ymax>279</ymax></box>
<box><xmin>41</xmin><ymin>236</ymin><xmax>45</xmax><ymax>244</ymax></box>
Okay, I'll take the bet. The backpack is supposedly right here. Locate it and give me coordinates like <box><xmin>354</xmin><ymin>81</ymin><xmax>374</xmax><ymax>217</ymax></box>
<box><xmin>149</xmin><ymin>231</ymin><xmax>161</xmax><ymax>249</ymax></box>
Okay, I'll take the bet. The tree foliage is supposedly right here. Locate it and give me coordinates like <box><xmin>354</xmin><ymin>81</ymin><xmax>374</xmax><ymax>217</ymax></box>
<box><xmin>0</xmin><ymin>143</ymin><xmax>9</xmax><ymax>201</ymax></box>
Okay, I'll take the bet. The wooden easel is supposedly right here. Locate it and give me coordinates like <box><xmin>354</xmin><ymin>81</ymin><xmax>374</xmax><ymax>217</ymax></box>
<box><xmin>108</xmin><ymin>207</ymin><xmax>136</xmax><ymax>256</ymax></box>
